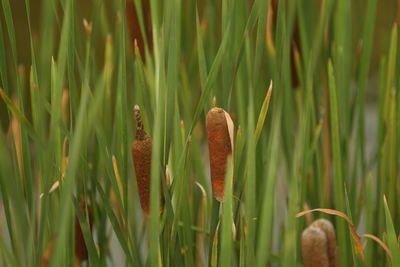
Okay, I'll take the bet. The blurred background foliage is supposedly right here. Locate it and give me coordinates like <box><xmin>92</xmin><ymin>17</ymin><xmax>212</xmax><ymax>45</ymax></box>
<box><xmin>0</xmin><ymin>0</ymin><xmax>400</xmax><ymax>266</ymax></box>
<box><xmin>0</xmin><ymin>0</ymin><xmax>399</xmax><ymax>127</ymax></box>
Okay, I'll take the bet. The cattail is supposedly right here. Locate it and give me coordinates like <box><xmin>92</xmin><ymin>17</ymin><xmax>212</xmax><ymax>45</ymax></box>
<box><xmin>131</xmin><ymin>105</ymin><xmax>163</xmax><ymax>214</ymax></box>
<box><xmin>41</xmin><ymin>203</ymin><xmax>93</xmax><ymax>267</ymax></box>
<box><xmin>74</xmin><ymin>203</ymin><xmax>93</xmax><ymax>263</ymax></box>
<box><xmin>270</xmin><ymin>0</ymin><xmax>301</xmax><ymax>88</ymax></box>
<box><xmin>312</xmin><ymin>219</ymin><xmax>339</xmax><ymax>267</ymax></box>
<box><xmin>206</xmin><ymin>104</ymin><xmax>234</xmax><ymax>202</ymax></box>
<box><xmin>302</xmin><ymin>219</ymin><xmax>339</xmax><ymax>267</ymax></box>
<box><xmin>302</xmin><ymin>226</ymin><xmax>330</xmax><ymax>267</ymax></box>
<box><xmin>126</xmin><ymin>0</ymin><xmax>152</xmax><ymax>60</ymax></box>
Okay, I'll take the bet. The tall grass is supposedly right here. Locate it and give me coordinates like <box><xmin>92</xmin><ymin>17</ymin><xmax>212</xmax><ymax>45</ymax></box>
<box><xmin>0</xmin><ymin>0</ymin><xmax>399</xmax><ymax>266</ymax></box>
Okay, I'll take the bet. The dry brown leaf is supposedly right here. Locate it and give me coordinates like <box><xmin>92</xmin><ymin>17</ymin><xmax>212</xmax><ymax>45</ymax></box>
<box><xmin>224</xmin><ymin>111</ymin><xmax>235</xmax><ymax>153</ymax></box>
<box><xmin>363</xmin><ymin>233</ymin><xmax>391</xmax><ymax>258</ymax></box>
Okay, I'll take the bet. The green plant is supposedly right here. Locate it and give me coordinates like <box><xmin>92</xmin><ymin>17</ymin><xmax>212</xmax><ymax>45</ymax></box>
<box><xmin>0</xmin><ymin>0</ymin><xmax>399</xmax><ymax>266</ymax></box>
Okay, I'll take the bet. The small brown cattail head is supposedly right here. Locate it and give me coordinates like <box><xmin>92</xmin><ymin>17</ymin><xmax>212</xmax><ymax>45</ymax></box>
<box><xmin>302</xmin><ymin>219</ymin><xmax>339</xmax><ymax>267</ymax></box>
<box><xmin>132</xmin><ymin>105</ymin><xmax>164</xmax><ymax>214</ymax></box>
<box><xmin>132</xmin><ymin>105</ymin><xmax>152</xmax><ymax>214</ymax></box>
<box><xmin>302</xmin><ymin>226</ymin><xmax>330</xmax><ymax>267</ymax></box>
<box><xmin>206</xmin><ymin>106</ymin><xmax>234</xmax><ymax>202</ymax></box>
<box><xmin>312</xmin><ymin>219</ymin><xmax>339</xmax><ymax>267</ymax></box>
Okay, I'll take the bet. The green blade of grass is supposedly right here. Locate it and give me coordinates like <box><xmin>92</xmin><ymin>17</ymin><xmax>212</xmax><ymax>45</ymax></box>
<box><xmin>383</xmin><ymin>196</ymin><xmax>400</xmax><ymax>266</ymax></box>
<box><xmin>219</xmin><ymin>157</ymin><xmax>234</xmax><ymax>267</ymax></box>
<box><xmin>328</xmin><ymin>60</ymin><xmax>349</xmax><ymax>266</ymax></box>
<box><xmin>244</xmin><ymin>91</ymin><xmax>256</xmax><ymax>266</ymax></box>
<box><xmin>255</xmin><ymin>106</ymin><xmax>281</xmax><ymax>266</ymax></box>
<box><xmin>355</xmin><ymin>0</ymin><xmax>377</xmax><ymax>178</ymax></box>
<box><xmin>73</xmin><ymin>198</ymin><xmax>100</xmax><ymax>265</ymax></box>
<box><xmin>95</xmin><ymin>180</ymin><xmax>136</xmax><ymax>264</ymax></box>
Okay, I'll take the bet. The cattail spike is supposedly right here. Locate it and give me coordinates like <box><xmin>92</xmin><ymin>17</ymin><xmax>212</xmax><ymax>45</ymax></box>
<box><xmin>312</xmin><ymin>219</ymin><xmax>339</xmax><ymax>267</ymax></box>
<box><xmin>302</xmin><ymin>226</ymin><xmax>330</xmax><ymax>267</ymax></box>
<box><xmin>132</xmin><ymin>106</ymin><xmax>164</xmax><ymax>214</ymax></box>
<box><xmin>134</xmin><ymin>105</ymin><xmax>145</xmax><ymax>140</ymax></box>
<box><xmin>302</xmin><ymin>219</ymin><xmax>339</xmax><ymax>267</ymax></box>
<box><xmin>206</xmin><ymin>106</ymin><xmax>234</xmax><ymax>202</ymax></box>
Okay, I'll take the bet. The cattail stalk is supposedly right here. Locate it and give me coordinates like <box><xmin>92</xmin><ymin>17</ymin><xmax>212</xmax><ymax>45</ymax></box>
<box><xmin>131</xmin><ymin>105</ymin><xmax>163</xmax><ymax>214</ymax></box>
<box><xmin>206</xmin><ymin>105</ymin><xmax>234</xmax><ymax>202</ymax></box>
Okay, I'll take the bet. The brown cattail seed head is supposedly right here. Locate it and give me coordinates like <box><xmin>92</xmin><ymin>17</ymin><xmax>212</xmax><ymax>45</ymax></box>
<box><xmin>302</xmin><ymin>226</ymin><xmax>330</xmax><ymax>267</ymax></box>
<box><xmin>75</xmin><ymin>202</ymin><xmax>93</xmax><ymax>263</ymax></box>
<box><xmin>206</xmin><ymin>107</ymin><xmax>234</xmax><ymax>202</ymax></box>
<box><xmin>312</xmin><ymin>219</ymin><xmax>339</xmax><ymax>267</ymax></box>
<box><xmin>126</xmin><ymin>0</ymin><xmax>152</xmax><ymax>60</ymax></box>
<box><xmin>41</xmin><ymin>203</ymin><xmax>93</xmax><ymax>267</ymax></box>
<box><xmin>302</xmin><ymin>219</ymin><xmax>339</xmax><ymax>267</ymax></box>
<box><xmin>132</xmin><ymin>105</ymin><xmax>152</xmax><ymax>214</ymax></box>
<box><xmin>132</xmin><ymin>105</ymin><xmax>164</xmax><ymax>214</ymax></box>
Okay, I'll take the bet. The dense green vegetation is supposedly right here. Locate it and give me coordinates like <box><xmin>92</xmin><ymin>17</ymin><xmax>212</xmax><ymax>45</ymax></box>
<box><xmin>0</xmin><ymin>0</ymin><xmax>399</xmax><ymax>266</ymax></box>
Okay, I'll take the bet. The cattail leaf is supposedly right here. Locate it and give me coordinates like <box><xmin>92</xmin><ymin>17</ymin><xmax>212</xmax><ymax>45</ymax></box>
<box><xmin>327</xmin><ymin>59</ymin><xmax>350</xmax><ymax>266</ymax></box>
<box><xmin>73</xmin><ymin>199</ymin><xmax>98</xmax><ymax>264</ymax></box>
<box><xmin>195</xmin><ymin>6</ymin><xmax>207</xmax><ymax>90</ymax></box>
<box><xmin>95</xmin><ymin>180</ymin><xmax>136</xmax><ymax>264</ymax></box>
<box><xmin>223</xmin><ymin>111</ymin><xmax>235</xmax><ymax>154</ymax></box>
<box><xmin>220</xmin><ymin>156</ymin><xmax>234</xmax><ymax>267</ymax></box>
<box><xmin>254</xmin><ymin>81</ymin><xmax>272</xmax><ymax>145</ymax></box>
<box><xmin>383</xmin><ymin>196</ymin><xmax>400</xmax><ymax>266</ymax></box>
<box><xmin>210</xmin><ymin>221</ymin><xmax>220</xmax><ymax>267</ymax></box>
<box><xmin>195</xmin><ymin>182</ymin><xmax>207</xmax><ymax>267</ymax></box>
<box><xmin>0</xmin><ymin>89</ymin><xmax>34</xmax><ymax>134</ymax></box>
<box><xmin>0</xmin><ymin>22</ymin><xmax>9</xmax><ymax>93</ymax></box>
<box><xmin>255</xmin><ymin>107</ymin><xmax>280</xmax><ymax>266</ymax></box>
<box><xmin>362</xmin><ymin>234</ymin><xmax>391</xmax><ymax>258</ymax></box>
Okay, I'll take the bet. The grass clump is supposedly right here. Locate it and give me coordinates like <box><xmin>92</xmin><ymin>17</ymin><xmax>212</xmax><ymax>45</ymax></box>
<box><xmin>0</xmin><ymin>0</ymin><xmax>400</xmax><ymax>266</ymax></box>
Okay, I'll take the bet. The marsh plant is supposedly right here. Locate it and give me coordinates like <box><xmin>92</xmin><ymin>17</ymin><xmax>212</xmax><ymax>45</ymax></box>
<box><xmin>0</xmin><ymin>0</ymin><xmax>399</xmax><ymax>266</ymax></box>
